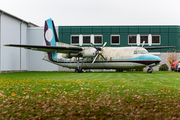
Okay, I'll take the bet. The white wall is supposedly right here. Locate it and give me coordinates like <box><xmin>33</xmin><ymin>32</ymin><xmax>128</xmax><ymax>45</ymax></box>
<box><xmin>0</xmin><ymin>13</ymin><xmax>2</xmax><ymax>72</ymax></box>
<box><xmin>1</xmin><ymin>14</ymin><xmax>27</xmax><ymax>71</ymax></box>
<box><xmin>20</xmin><ymin>23</ymin><xmax>28</xmax><ymax>70</ymax></box>
<box><xmin>27</xmin><ymin>27</ymin><xmax>59</xmax><ymax>71</ymax></box>
<box><xmin>0</xmin><ymin>13</ymin><xmax>59</xmax><ymax>72</ymax></box>
<box><xmin>0</xmin><ymin>11</ymin><xmax>67</xmax><ymax>72</ymax></box>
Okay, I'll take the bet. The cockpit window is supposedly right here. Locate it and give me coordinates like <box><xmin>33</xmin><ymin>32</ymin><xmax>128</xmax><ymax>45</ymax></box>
<box><xmin>138</xmin><ymin>50</ymin><xmax>148</xmax><ymax>54</ymax></box>
<box><xmin>134</xmin><ymin>50</ymin><xmax>148</xmax><ymax>54</ymax></box>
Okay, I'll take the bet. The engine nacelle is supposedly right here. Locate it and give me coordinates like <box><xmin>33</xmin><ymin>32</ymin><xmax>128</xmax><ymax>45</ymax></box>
<box><xmin>81</xmin><ymin>47</ymin><xmax>96</xmax><ymax>58</ymax></box>
<box><xmin>62</xmin><ymin>47</ymin><xmax>97</xmax><ymax>58</ymax></box>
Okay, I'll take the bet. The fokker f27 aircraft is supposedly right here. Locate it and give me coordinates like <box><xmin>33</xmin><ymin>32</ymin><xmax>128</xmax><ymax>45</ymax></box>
<box><xmin>4</xmin><ymin>18</ymin><xmax>174</xmax><ymax>73</ymax></box>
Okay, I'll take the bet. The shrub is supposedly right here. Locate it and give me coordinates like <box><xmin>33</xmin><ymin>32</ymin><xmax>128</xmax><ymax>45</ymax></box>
<box><xmin>159</xmin><ymin>64</ymin><xmax>169</xmax><ymax>71</ymax></box>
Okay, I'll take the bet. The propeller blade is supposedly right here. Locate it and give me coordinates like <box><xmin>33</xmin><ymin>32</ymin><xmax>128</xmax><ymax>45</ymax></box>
<box><xmin>101</xmin><ymin>42</ymin><xmax>107</xmax><ymax>50</ymax></box>
<box><xmin>100</xmin><ymin>54</ymin><xmax>107</xmax><ymax>61</ymax></box>
<box><xmin>91</xmin><ymin>42</ymin><xmax>107</xmax><ymax>64</ymax></box>
<box><xmin>142</xmin><ymin>41</ymin><xmax>145</xmax><ymax>47</ymax></box>
<box><xmin>92</xmin><ymin>54</ymin><xmax>99</xmax><ymax>64</ymax></box>
<box><xmin>90</xmin><ymin>43</ymin><xmax>96</xmax><ymax>49</ymax></box>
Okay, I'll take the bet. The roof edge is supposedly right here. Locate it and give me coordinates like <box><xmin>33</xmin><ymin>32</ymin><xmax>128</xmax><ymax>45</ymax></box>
<box><xmin>0</xmin><ymin>9</ymin><xmax>39</xmax><ymax>27</ymax></box>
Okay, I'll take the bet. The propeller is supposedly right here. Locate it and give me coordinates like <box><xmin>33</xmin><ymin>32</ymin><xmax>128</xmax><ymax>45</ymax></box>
<box><xmin>91</xmin><ymin>42</ymin><xmax>107</xmax><ymax>64</ymax></box>
<box><xmin>142</xmin><ymin>41</ymin><xmax>145</xmax><ymax>47</ymax></box>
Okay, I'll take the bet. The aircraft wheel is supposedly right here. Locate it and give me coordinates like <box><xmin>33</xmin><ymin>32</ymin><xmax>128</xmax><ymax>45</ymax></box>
<box><xmin>119</xmin><ymin>69</ymin><xmax>123</xmax><ymax>72</ymax></box>
<box><xmin>74</xmin><ymin>69</ymin><xmax>83</xmax><ymax>73</ymax></box>
<box><xmin>116</xmin><ymin>69</ymin><xmax>123</xmax><ymax>72</ymax></box>
<box><xmin>147</xmin><ymin>68</ymin><xmax>153</xmax><ymax>73</ymax></box>
<box><xmin>79</xmin><ymin>69</ymin><xmax>83</xmax><ymax>73</ymax></box>
<box><xmin>74</xmin><ymin>69</ymin><xmax>79</xmax><ymax>73</ymax></box>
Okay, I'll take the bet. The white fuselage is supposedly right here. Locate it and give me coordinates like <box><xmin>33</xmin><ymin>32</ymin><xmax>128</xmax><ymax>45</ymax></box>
<box><xmin>43</xmin><ymin>47</ymin><xmax>161</xmax><ymax>70</ymax></box>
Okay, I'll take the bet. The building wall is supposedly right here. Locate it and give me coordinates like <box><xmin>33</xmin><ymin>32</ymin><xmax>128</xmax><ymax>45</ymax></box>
<box><xmin>0</xmin><ymin>13</ymin><xmax>70</xmax><ymax>72</ymax></box>
<box><xmin>58</xmin><ymin>26</ymin><xmax>180</xmax><ymax>52</ymax></box>
<box><xmin>27</xmin><ymin>27</ymin><xmax>59</xmax><ymax>71</ymax></box>
<box><xmin>0</xmin><ymin>13</ymin><xmax>27</xmax><ymax>72</ymax></box>
<box><xmin>0</xmin><ymin>12</ymin><xmax>2</xmax><ymax>72</ymax></box>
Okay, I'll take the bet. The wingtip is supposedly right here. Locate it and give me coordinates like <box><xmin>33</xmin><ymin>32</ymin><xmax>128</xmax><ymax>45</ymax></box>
<box><xmin>4</xmin><ymin>44</ymin><xmax>9</xmax><ymax>46</ymax></box>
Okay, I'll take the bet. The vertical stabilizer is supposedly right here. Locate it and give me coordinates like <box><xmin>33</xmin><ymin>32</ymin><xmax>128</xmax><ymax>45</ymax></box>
<box><xmin>44</xmin><ymin>18</ymin><xmax>58</xmax><ymax>46</ymax></box>
<box><xmin>44</xmin><ymin>18</ymin><xmax>58</xmax><ymax>61</ymax></box>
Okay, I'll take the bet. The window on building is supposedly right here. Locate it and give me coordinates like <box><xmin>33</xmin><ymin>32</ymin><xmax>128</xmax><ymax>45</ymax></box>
<box><xmin>94</xmin><ymin>35</ymin><xmax>102</xmax><ymax>44</ymax></box>
<box><xmin>129</xmin><ymin>35</ymin><xmax>136</xmax><ymax>44</ymax></box>
<box><xmin>111</xmin><ymin>35</ymin><xmax>120</xmax><ymax>44</ymax></box>
<box><xmin>83</xmin><ymin>35</ymin><xmax>91</xmax><ymax>44</ymax></box>
<box><xmin>71</xmin><ymin>35</ymin><xmax>79</xmax><ymax>44</ymax></box>
<box><xmin>152</xmin><ymin>35</ymin><xmax>160</xmax><ymax>44</ymax></box>
<box><xmin>140</xmin><ymin>35</ymin><xmax>148</xmax><ymax>43</ymax></box>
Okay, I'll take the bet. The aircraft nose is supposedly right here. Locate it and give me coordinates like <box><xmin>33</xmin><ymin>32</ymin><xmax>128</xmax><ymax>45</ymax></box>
<box><xmin>150</xmin><ymin>54</ymin><xmax>161</xmax><ymax>65</ymax></box>
<box><xmin>153</xmin><ymin>55</ymin><xmax>161</xmax><ymax>61</ymax></box>
<box><xmin>143</xmin><ymin>54</ymin><xmax>161</xmax><ymax>61</ymax></box>
<box><xmin>156</xmin><ymin>56</ymin><xmax>161</xmax><ymax>61</ymax></box>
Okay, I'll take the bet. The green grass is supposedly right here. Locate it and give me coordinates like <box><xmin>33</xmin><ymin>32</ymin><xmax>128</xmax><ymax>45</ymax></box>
<box><xmin>0</xmin><ymin>71</ymin><xmax>180</xmax><ymax>119</ymax></box>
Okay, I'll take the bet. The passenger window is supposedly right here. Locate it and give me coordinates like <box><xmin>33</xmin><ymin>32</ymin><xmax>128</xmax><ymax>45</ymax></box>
<box><xmin>134</xmin><ymin>51</ymin><xmax>137</xmax><ymax>54</ymax></box>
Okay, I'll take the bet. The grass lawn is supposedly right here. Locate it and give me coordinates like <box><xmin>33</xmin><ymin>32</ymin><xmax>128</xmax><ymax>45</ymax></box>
<box><xmin>0</xmin><ymin>71</ymin><xmax>180</xmax><ymax>119</ymax></box>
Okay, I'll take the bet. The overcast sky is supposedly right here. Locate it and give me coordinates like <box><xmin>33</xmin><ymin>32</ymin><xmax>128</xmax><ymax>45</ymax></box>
<box><xmin>1</xmin><ymin>0</ymin><xmax>180</xmax><ymax>26</ymax></box>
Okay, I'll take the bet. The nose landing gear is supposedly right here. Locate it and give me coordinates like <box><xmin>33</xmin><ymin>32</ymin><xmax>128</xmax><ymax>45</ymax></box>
<box><xmin>147</xmin><ymin>67</ymin><xmax>153</xmax><ymax>73</ymax></box>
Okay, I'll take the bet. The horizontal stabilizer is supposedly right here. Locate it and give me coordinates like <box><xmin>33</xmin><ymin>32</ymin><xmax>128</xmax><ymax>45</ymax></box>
<box><xmin>4</xmin><ymin>44</ymin><xmax>83</xmax><ymax>53</ymax></box>
<box><xmin>144</xmin><ymin>46</ymin><xmax>175</xmax><ymax>50</ymax></box>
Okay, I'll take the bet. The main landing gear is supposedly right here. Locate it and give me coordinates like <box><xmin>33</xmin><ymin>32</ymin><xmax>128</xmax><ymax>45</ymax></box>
<box><xmin>75</xmin><ymin>69</ymin><xmax>83</xmax><ymax>73</ymax></box>
<box><xmin>116</xmin><ymin>69</ymin><xmax>123</xmax><ymax>72</ymax></box>
<box><xmin>74</xmin><ymin>57</ymin><xmax>84</xmax><ymax>73</ymax></box>
<box><xmin>147</xmin><ymin>67</ymin><xmax>153</xmax><ymax>73</ymax></box>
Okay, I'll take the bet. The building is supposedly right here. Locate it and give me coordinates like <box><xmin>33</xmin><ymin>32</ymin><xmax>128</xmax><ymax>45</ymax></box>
<box><xmin>58</xmin><ymin>26</ymin><xmax>180</xmax><ymax>52</ymax></box>
<box><xmin>0</xmin><ymin>9</ymin><xmax>59</xmax><ymax>73</ymax></box>
<box><xmin>0</xmin><ymin>9</ymin><xmax>179</xmax><ymax>72</ymax></box>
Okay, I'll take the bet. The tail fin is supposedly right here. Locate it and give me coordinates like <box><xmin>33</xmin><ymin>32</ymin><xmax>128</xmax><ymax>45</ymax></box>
<box><xmin>44</xmin><ymin>18</ymin><xmax>58</xmax><ymax>46</ymax></box>
<box><xmin>44</xmin><ymin>18</ymin><xmax>58</xmax><ymax>61</ymax></box>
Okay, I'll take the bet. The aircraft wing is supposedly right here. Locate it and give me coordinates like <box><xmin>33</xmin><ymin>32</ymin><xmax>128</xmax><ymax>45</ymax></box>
<box><xmin>144</xmin><ymin>46</ymin><xmax>175</xmax><ymax>50</ymax></box>
<box><xmin>4</xmin><ymin>44</ymin><xmax>83</xmax><ymax>53</ymax></box>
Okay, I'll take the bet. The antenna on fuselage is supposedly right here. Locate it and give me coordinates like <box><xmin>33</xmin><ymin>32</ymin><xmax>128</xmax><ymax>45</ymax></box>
<box><xmin>142</xmin><ymin>41</ymin><xmax>145</xmax><ymax>47</ymax></box>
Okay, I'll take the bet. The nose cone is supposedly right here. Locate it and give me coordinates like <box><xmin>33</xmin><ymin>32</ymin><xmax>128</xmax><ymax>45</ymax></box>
<box><xmin>154</xmin><ymin>55</ymin><xmax>161</xmax><ymax>61</ymax></box>
<box><xmin>139</xmin><ymin>54</ymin><xmax>161</xmax><ymax>61</ymax></box>
<box><xmin>156</xmin><ymin>56</ymin><xmax>161</xmax><ymax>61</ymax></box>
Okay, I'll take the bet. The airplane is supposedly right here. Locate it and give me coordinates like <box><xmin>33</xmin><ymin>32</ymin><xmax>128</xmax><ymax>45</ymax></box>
<box><xmin>4</xmin><ymin>18</ymin><xmax>174</xmax><ymax>73</ymax></box>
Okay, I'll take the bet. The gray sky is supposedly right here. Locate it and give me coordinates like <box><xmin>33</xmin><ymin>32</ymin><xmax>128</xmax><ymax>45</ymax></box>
<box><xmin>1</xmin><ymin>0</ymin><xmax>180</xmax><ymax>26</ymax></box>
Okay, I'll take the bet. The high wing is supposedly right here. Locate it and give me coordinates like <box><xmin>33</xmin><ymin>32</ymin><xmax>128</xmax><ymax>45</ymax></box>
<box><xmin>144</xmin><ymin>46</ymin><xmax>175</xmax><ymax>50</ymax></box>
<box><xmin>4</xmin><ymin>44</ymin><xmax>83</xmax><ymax>53</ymax></box>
